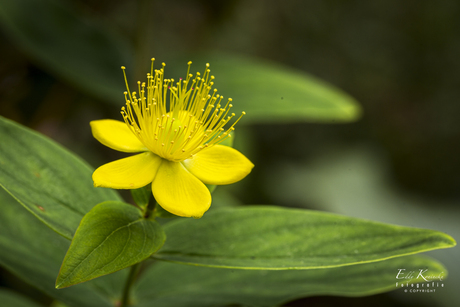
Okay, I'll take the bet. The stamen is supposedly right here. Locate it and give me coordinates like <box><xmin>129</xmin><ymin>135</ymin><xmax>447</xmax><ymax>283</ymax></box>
<box><xmin>120</xmin><ymin>61</ymin><xmax>246</xmax><ymax>162</ymax></box>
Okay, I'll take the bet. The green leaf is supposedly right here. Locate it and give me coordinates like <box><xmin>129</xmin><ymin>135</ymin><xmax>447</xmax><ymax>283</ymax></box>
<box><xmin>0</xmin><ymin>288</ymin><xmax>44</xmax><ymax>307</ymax></box>
<box><xmin>154</xmin><ymin>203</ymin><xmax>180</xmax><ymax>219</ymax></box>
<box><xmin>0</xmin><ymin>184</ymin><xmax>452</xmax><ymax>307</ymax></box>
<box><xmin>205</xmin><ymin>184</ymin><xmax>217</xmax><ymax>194</ymax></box>
<box><xmin>56</xmin><ymin>201</ymin><xmax>166</xmax><ymax>288</ymax></box>
<box><xmin>0</xmin><ymin>116</ymin><xmax>122</xmax><ymax>239</ymax></box>
<box><xmin>0</xmin><ymin>0</ymin><xmax>361</xmax><ymax>124</ymax></box>
<box><xmin>155</xmin><ymin>206</ymin><xmax>455</xmax><ymax>269</ymax></box>
<box><xmin>131</xmin><ymin>186</ymin><xmax>151</xmax><ymax>209</ymax></box>
<box><xmin>166</xmin><ymin>53</ymin><xmax>362</xmax><ymax>123</ymax></box>
<box><xmin>134</xmin><ymin>255</ymin><xmax>447</xmax><ymax>307</ymax></box>
<box><xmin>0</xmin><ymin>189</ymin><xmax>124</xmax><ymax>307</ymax></box>
<box><xmin>0</xmin><ymin>0</ymin><xmax>131</xmax><ymax>102</ymax></box>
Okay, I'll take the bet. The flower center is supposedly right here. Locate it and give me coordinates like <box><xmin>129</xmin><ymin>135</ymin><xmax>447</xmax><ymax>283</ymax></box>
<box><xmin>120</xmin><ymin>59</ymin><xmax>245</xmax><ymax>162</ymax></box>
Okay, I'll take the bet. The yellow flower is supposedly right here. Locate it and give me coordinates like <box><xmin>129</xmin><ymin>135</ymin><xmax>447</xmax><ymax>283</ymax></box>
<box><xmin>90</xmin><ymin>59</ymin><xmax>254</xmax><ymax>218</ymax></box>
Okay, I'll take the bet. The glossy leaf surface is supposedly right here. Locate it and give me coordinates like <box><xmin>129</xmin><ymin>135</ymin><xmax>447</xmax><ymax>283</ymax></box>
<box><xmin>0</xmin><ymin>116</ymin><xmax>122</xmax><ymax>239</ymax></box>
<box><xmin>0</xmin><ymin>189</ymin><xmax>124</xmax><ymax>307</ymax></box>
<box><xmin>155</xmin><ymin>206</ymin><xmax>455</xmax><ymax>269</ymax></box>
<box><xmin>56</xmin><ymin>201</ymin><xmax>166</xmax><ymax>288</ymax></box>
<box><xmin>165</xmin><ymin>53</ymin><xmax>362</xmax><ymax>123</ymax></box>
<box><xmin>134</xmin><ymin>255</ymin><xmax>447</xmax><ymax>307</ymax></box>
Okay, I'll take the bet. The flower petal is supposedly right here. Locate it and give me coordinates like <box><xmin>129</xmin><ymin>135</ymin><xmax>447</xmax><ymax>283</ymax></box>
<box><xmin>90</xmin><ymin>119</ymin><xmax>148</xmax><ymax>153</ymax></box>
<box><xmin>152</xmin><ymin>160</ymin><xmax>211</xmax><ymax>218</ymax></box>
<box><xmin>182</xmin><ymin>145</ymin><xmax>254</xmax><ymax>185</ymax></box>
<box><xmin>93</xmin><ymin>152</ymin><xmax>162</xmax><ymax>189</ymax></box>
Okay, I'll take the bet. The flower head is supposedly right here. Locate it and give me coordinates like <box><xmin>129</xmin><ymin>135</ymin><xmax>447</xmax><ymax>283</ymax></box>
<box><xmin>91</xmin><ymin>59</ymin><xmax>254</xmax><ymax>218</ymax></box>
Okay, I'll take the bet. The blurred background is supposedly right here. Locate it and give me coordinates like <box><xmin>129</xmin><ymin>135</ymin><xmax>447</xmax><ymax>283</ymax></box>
<box><xmin>0</xmin><ymin>0</ymin><xmax>459</xmax><ymax>306</ymax></box>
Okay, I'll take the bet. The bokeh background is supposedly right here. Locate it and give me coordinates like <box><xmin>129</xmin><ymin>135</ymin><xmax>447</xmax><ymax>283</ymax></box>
<box><xmin>0</xmin><ymin>0</ymin><xmax>459</xmax><ymax>306</ymax></box>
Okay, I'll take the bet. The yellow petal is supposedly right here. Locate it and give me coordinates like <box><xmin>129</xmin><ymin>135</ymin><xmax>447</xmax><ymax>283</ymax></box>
<box><xmin>90</xmin><ymin>119</ymin><xmax>148</xmax><ymax>153</ymax></box>
<box><xmin>152</xmin><ymin>160</ymin><xmax>211</xmax><ymax>218</ymax></box>
<box><xmin>182</xmin><ymin>145</ymin><xmax>254</xmax><ymax>185</ymax></box>
<box><xmin>93</xmin><ymin>152</ymin><xmax>162</xmax><ymax>189</ymax></box>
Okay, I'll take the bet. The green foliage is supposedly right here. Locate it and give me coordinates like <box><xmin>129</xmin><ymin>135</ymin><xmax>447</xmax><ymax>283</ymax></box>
<box><xmin>0</xmin><ymin>114</ymin><xmax>455</xmax><ymax>305</ymax></box>
<box><xmin>0</xmin><ymin>188</ymin><xmax>449</xmax><ymax>307</ymax></box>
<box><xmin>134</xmin><ymin>255</ymin><xmax>446</xmax><ymax>307</ymax></box>
<box><xmin>0</xmin><ymin>288</ymin><xmax>44</xmax><ymax>307</ymax></box>
<box><xmin>56</xmin><ymin>201</ymin><xmax>166</xmax><ymax>288</ymax></box>
<box><xmin>0</xmin><ymin>0</ymin><xmax>361</xmax><ymax>123</ymax></box>
<box><xmin>166</xmin><ymin>53</ymin><xmax>362</xmax><ymax>123</ymax></box>
<box><xmin>130</xmin><ymin>186</ymin><xmax>151</xmax><ymax>209</ymax></box>
<box><xmin>0</xmin><ymin>116</ymin><xmax>122</xmax><ymax>240</ymax></box>
<box><xmin>156</xmin><ymin>206</ymin><xmax>455</xmax><ymax>269</ymax></box>
<box><xmin>0</xmin><ymin>0</ymin><xmax>455</xmax><ymax>306</ymax></box>
<box><xmin>0</xmin><ymin>189</ymin><xmax>124</xmax><ymax>307</ymax></box>
<box><xmin>153</xmin><ymin>203</ymin><xmax>180</xmax><ymax>219</ymax></box>
<box><xmin>0</xmin><ymin>0</ymin><xmax>131</xmax><ymax>102</ymax></box>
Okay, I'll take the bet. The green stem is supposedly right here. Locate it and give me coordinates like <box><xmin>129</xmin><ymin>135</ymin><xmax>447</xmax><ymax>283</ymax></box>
<box><xmin>143</xmin><ymin>196</ymin><xmax>157</xmax><ymax>219</ymax></box>
<box><xmin>120</xmin><ymin>262</ymin><xmax>142</xmax><ymax>307</ymax></box>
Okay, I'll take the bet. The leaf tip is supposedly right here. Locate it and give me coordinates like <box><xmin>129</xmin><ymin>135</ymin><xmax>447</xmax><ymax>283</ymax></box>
<box><xmin>55</xmin><ymin>273</ymin><xmax>77</xmax><ymax>289</ymax></box>
<box><xmin>55</xmin><ymin>278</ymin><xmax>67</xmax><ymax>289</ymax></box>
<box><xmin>55</xmin><ymin>267</ymin><xmax>74</xmax><ymax>289</ymax></box>
<box><xmin>446</xmin><ymin>235</ymin><xmax>457</xmax><ymax>247</ymax></box>
<box><xmin>433</xmin><ymin>230</ymin><xmax>457</xmax><ymax>247</ymax></box>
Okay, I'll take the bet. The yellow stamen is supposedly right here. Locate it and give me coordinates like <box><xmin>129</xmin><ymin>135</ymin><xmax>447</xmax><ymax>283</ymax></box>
<box><xmin>120</xmin><ymin>60</ymin><xmax>246</xmax><ymax>162</ymax></box>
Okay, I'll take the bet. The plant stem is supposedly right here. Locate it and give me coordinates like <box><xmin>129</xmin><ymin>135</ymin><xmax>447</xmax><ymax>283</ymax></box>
<box><xmin>120</xmin><ymin>262</ymin><xmax>142</xmax><ymax>307</ymax></box>
<box><xmin>143</xmin><ymin>196</ymin><xmax>157</xmax><ymax>219</ymax></box>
